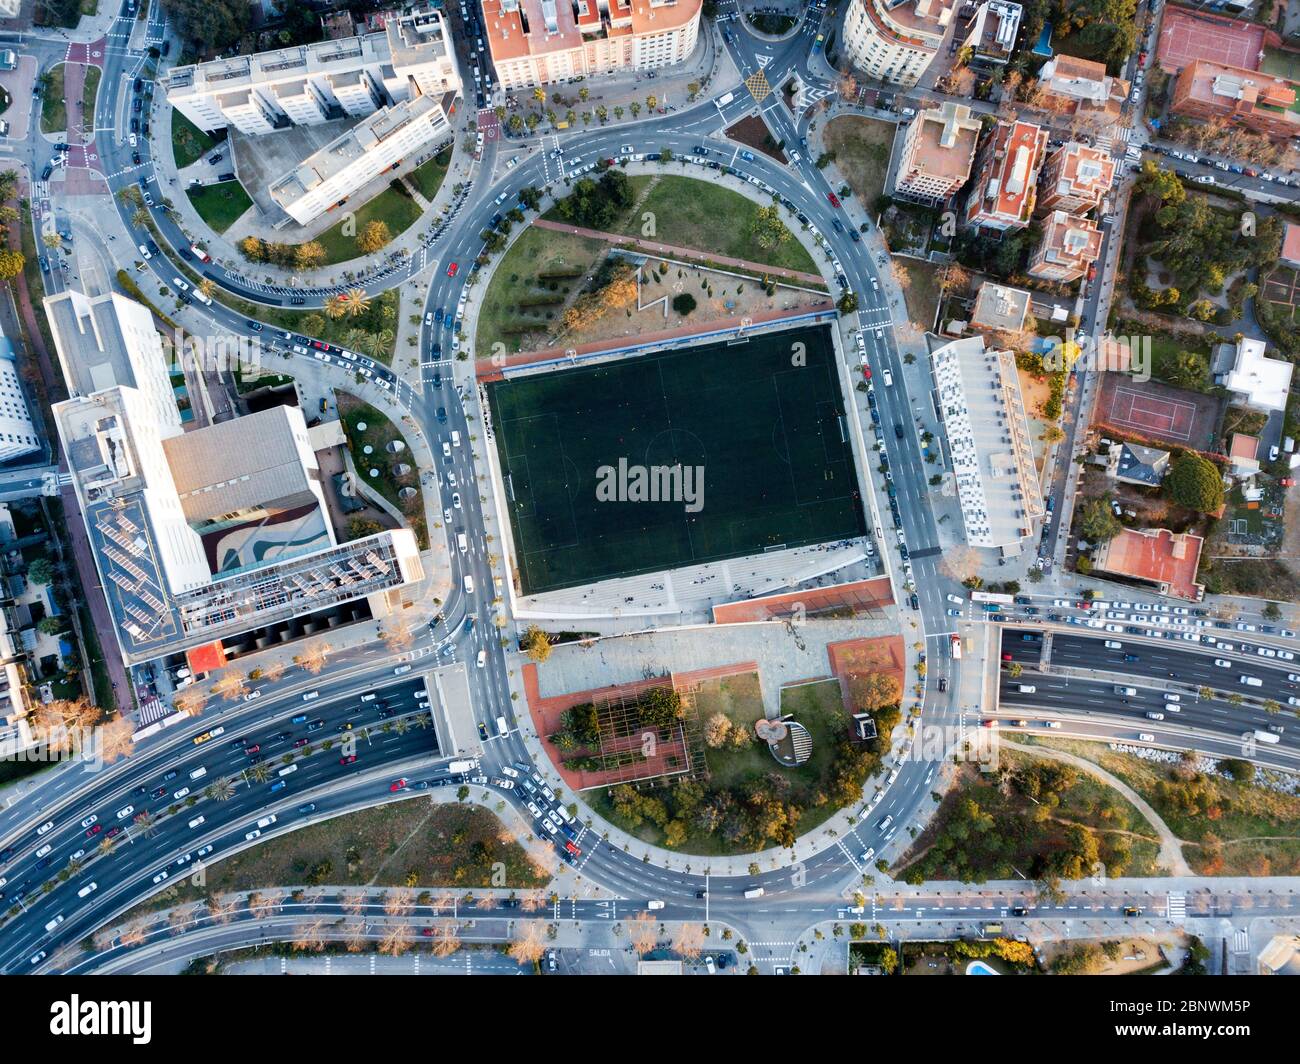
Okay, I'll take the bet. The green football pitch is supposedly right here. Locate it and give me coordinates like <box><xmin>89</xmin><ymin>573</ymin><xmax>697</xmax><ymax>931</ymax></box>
<box><xmin>486</xmin><ymin>324</ymin><xmax>867</xmax><ymax>595</ymax></box>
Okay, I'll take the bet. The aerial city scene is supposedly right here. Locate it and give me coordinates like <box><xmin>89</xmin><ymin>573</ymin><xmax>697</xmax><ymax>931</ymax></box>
<box><xmin>0</xmin><ymin>0</ymin><xmax>1297</xmax><ymax>1005</ymax></box>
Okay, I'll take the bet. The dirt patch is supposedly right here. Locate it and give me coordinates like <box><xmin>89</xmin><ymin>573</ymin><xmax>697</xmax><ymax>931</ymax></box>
<box><xmin>822</xmin><ymin>114</ymin><xmax>896</xmax><ymax>209</ymax></box>
<box><xmin>725</xmin><ymin>114</ymin><xmax>787</xmax><ymax>163</ymax></box>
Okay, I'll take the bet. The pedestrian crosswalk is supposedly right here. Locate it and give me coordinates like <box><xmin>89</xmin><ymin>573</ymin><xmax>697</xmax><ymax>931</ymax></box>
<box><xmin>1166</xmin><ymin>891</ymin><xmax>1186</xmax><ymax>921</ymax></box>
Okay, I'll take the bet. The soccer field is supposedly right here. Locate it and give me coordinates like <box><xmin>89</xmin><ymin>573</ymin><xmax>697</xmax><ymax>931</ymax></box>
<box><xmin>487</xmin><ymin>324</ymin><xmax>866</xmax><ymax>595</ymax></box>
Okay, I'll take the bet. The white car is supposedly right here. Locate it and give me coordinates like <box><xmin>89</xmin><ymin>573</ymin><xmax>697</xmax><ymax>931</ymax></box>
<box><xmin>501</xmin><ymin>766</ymin><xmax>519</xmax><ymax>779</ymax></box>
<box><xmin>36</xmin><ymin>820</ymin><xmax>54</xmax><ymax>836</ymax></box>
<box><xmin>80</xmin><ymin>814</ymin><xmax>98</xmax><ymax>829</ymax></box>
<box><xmin>244</xmin><ymin>829</ymin><xmax>262</xmax><ymax>841</ymax></box>
<box><xmin>1214</xmin><ymin>658</ymin><xmax>1232</xmax><ymax>668</ymax></box>
<box><xmin>527</xmin><ymin>801</ymin><xmax>543</xmax><ymax>819</ymax></box>
<box><xmin>152</xmin><ymin>870</ymin><xmax>169</xmax><ymax>884</ymax></box>
<box><xmin>1258</xmin><ymin>647</ymin><xmax>1278</xmax><ymax>657</ymax></box>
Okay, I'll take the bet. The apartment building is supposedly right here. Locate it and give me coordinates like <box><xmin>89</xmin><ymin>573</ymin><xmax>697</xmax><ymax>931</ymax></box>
<box><xmin>482</xmin><ymin>0</ymin><xmax>702</xmax><ymax>92</ymax></box>
<box><xmin>1037</xmin><ymin>54</ymin><xmax>1129</xmax><ymax>116</ymax></box>
<box><xmin>1027</xmin><ymin>210</ymin><xmax>1102</xmax><ymax>282</ymax></box>
<box><xmin>1170</xmin><ymin>58</ymin><xmax>1300</xmax><ymax>141</ymax></box>
<box><xmin>843</xmin><ymin>0</ymin><xmax>954</xmax><ymax>89</ymax></box>
<box><xmin>163</xmin><ymin>6</ymin><xmax>460</xmax><ymax>135</ymax></box>
<box><xmin>46</xmin><ymin>289</ymin><xmax>424</xmax><ymax>666</ymax></box>
<box><xmin>961</xmin><ymin>0</ymin><xmax>1022</xmax><ymax>66</ymax></box>
<box><xmin>0</xmin><ymin>332</ymin><xmax>40</xmax><ymax>463</ymax></box>
<box><xmin>1036</xmin><ymin>141</ymin><xmax>1116</xmax><ymax>215</ymax></box>
<box><xmin>269</xmin><ymin>92</ymin><xmax>453</xmax><ymax>225</ymax></box>
<box><xmin>963</xmin><ymin>118</ymin><xmax>1048</xmax><ymax>231</ymax></box>
<box><xmin>892</xmin><ymin>101</ymin><xmax>982</xmax><ymax>203</ymax></box>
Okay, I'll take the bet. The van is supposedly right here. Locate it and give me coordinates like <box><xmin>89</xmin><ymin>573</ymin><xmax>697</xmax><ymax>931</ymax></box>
<box><xmin>188</xmin><ymin>815</ymin><xmax>206</xmax><ymax>829</ymax></box>
<box><xmin>1137</xmin><ymin>733</ymin><xmax>1155</xmax><ymax>742</ymax></box>
<box><xmin>302</xmin><ymin>691</ymin><xmax>320</xmax><ymax>701</ymax></box>
<box><xmin>555</xmin><ymin>805</ymin><xmax>574</xmax><ymax>824</ymax></box>
<box><xmin>256</xmin><ymin>814</ymin><xmax>277</xmax><ymax>829</ymax></box>
<box><xmin>743</xmin><ymin>886</ymin><xmax>765</xmax><ymax>899</ymax></box>
<box><xmin>269</xmin><ymin>780</ymin><xmax>286</xmax><ymax>793</ymax></box>
<box><xmin>882</xmin><ymin>368</ymin><xmax>894</xmax><ymax>387</ymax></box>
<box><xmin>1165</xmin><ymin>693</ymin><xmax>1181</xmax><ymax>702</ymax></box>
<box><xmin>1146</xmin><ymin>711</ymin><xmax>1164</xmax><ymax>721</ymax></box>
<box><xmin>457</xmin><ymin>532</ymin><xmax>468</xmax><ymax>554</ymax></box>
<box><xmin>1240</xmin><ymin>675</ymin><xmax>1264</xmax><ymax>687</ymax></box>
<box><xmin>1017</xmin><ymin>684</ymin><xmax>1036</xmax><ymax>693</ymax></box>
<box><xmin>648</xmin><ymin>900</ymin><xmax>665</xmax><ymax>910</ymax></box>
<box><xmin>360</xmin><ymin>693</ymin><xmax>377</xmax><ymax>702</ymax></box>
<box><xmin>946</xmin><ymin>594</ymin><xmax>964</xmax><ymax>605</ymax></box>
<box><xmin>291</xmin><ymin>714</ymin><xmax>308</xmax><ymax>724</ymax></box>
<box><xmin>477</xmin><ymin>650</ymin><xmax>487</xmax><ymax>668</ymax></box>
<box><xmin>278</xmin><ymin>764</ymin><xmax>298</xmax><ymax>778</ymax></box>
<box><xmin>451</xmin><ymin>430</ymin><xmax>461</xmax><ymax>448</ymax></box>
<box><xmin>44</xmin><ymin>915</ymin><xmax>64</xmax><ymax>933</ymax></box>
<box><xmin>1114</xmin><ymin>686</ymin><xmax>1137</xmax><ymax>697</ymax></box>
<box><xmin>188</xmin><ymin>766</ymin><xmax>207</xmax><ymax>781</ymax></box>
<box><xmin>705</xmin><ymin>956</ymin><xmax>717</xmax><ymax>974</ymax></box>
<box><xmin>464</xmin><ymin>575</ymin><xmax>475</xmax><ymax>595</ymax></box>
<box><xmin>495</xmin><ymin>715</ymin><xmax>509</xmax><ymax>737</ymax></box>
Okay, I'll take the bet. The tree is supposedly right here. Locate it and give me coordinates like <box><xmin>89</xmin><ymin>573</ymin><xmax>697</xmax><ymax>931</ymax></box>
<box><xmin>295</xmin><ymin>241</ymin><xmax>327</xmax><ymax>270</ymax></box>
<box><xmin>324</xmin><ymin>294</ymin><xmax>347</xmax><ymax>320</ymax></box>
<box><xmin>197</xmin><ymin>278</ymin><xmax>217</xmax><ymax>301</ymax></box>
<box><xmin>1263</xmin><ymin>601</ymin><xmax>1282</xmax><ymax>620</ymax></box>
<box><xmin>522</xmin><ymin>625</ymin><xmax>553</xmax><ymax>663</ymax></box>
<box><xmin>356</xmin><ymin>220</ymin><xmax>392</xmax><ymax>254</ymax></box>
<box><xmin>211</xmin><ymin>669</ymin><xmax>247</xmax><ymax>701</ymax></box>
<box><xmin>671</xmin><ymin>293</ymin><xmax>697</xmax><ymax>316</ymax></box>
<box><xmin>672</xmin><ymin>923</ymin><xmax>706</xmax><ymax>961</ymax></box>
<box><xmin>748</xmin><ymin>204</ymin><xmax>790</xmax><ymax>250</ymax></box>
<box><xmin>293</xmin><ymin>640</ymin><xmax>332</xmax><ymax>674</ymax></box>
<box><xmin>26</xmin><ymin>557</ymin><xmax>55</xmax><ymax>585</ymax></box>
<box><xmin>508</xmin><ymin>922</ymin><xmax>547</xmax><ymax>965</ymax></box>
<box><xmin>1168</xmin><ymin>453</ymin><xmax>1224</xmax><ymax>514</ymax></box>
<box><xmin>627</xmin><ymin>912</ymin><xmax>658</xmax><ymax>955</ymax></box>
<box><xmin>381</xmin><ymin>619</ymin><xmax>414</xmax><ymax>652</ymax></box>
<box><xmin>837</xmin><ymin>291</ymin><xmax>859</xmax><ymax>314</ymax></box>
<box><xmin>1008</xmin><ymin>662</ymin><xmax>1024</xmax><ymax>679</ymax></box>
<box><xmin>1078</xmin><ymin>497</ymin><xmax>1123</xmax><ymax>543</ymax></box>
<box><xmin>173</xmin><ymin>687</ymin><xmax>207</xmax><ymax>715</ymax></box>
<box><xmin>851</xmin><ymin>671</ymin><xmax>901</xmax><ymax>711</ymax></box>
<box><xmin>703</xmin><ymin>712</ymin><xmax>732</xmax><ymax>748</ymax></box>
<box><xmin>206</xmin><ymin>777</ymin><xmax>236</xmax><ymax>801</ymax></box>
<box><xmin>36</xmin><ymin>616</ymin><xmax>65</xmax><ymax>636</ymax></box>
<box><xmin>340</xmin><ymin>288</ymin><xmax>371</xmax><ymax>317</ymax></box>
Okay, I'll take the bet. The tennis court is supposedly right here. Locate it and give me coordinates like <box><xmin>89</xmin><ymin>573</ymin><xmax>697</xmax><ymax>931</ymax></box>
<box><xmin>1157</xmin><ymin>7</ymin><xmax>1265</xmax><ymax>73</ymax></box>
<box><xmin>1094</xmin><ymin>373</ymin><xmax>1223</xmax><ymax>451</ymax></box>
<box><xmin>488</xmin><ymin>324</ymin><xmax>867</xmax><ymax>595</ymax></box>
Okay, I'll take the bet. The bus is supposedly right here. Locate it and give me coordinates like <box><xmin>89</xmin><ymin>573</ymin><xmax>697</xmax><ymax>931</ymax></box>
<box><xmin>950</xmin><ymin>634</ymin><xmax>962</xmax><ymax>660</ymax></box>
<box><xmin>969</xmin><ymin>591</ymin><xmax>1015</xmax><ymax>606</ymax></box>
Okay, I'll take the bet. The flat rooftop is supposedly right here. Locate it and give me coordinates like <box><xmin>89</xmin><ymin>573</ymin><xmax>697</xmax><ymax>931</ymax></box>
<box><xmin>1092</xmin><ymin>527</ymin><xmax>1204</xmax><ymax>601</ymax></box>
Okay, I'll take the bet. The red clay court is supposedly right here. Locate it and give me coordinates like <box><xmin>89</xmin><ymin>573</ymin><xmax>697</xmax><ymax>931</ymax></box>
<box><xmin>1094</xmin><ymin>373</ymin><xmax>1223</xmax><ymax>451</ymax></box>
<box><xmin>1157</xmin><ymin>6</ymin><xmax>1267</xmax><ymax>73</ymax></box>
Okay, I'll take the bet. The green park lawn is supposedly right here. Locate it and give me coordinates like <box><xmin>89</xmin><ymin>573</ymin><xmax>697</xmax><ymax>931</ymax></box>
<box><xmin>81</xmin><ymin>65</ymin><xmax>100</xmax><ymax>123</ymax></box>
<box><xmin>185</xmin><ymin>180</ymin><xmax>253</xmax><ymax>234</ymax></box>
<box><xmin>313</xmin><ymin>184</ymin><xmax>424</xmax><ymax>264</ymax></box>
<box><xmin>408</xmin><ymin>148</ymin><xmax>451</xmax><ymax>201</ymax></box>
<box><xmin>171</xmin><ymin>108</ymin><xmax>218</xmax><ymax>169</ymax></box>
<box><xmin>40</xmin><ymin>65</ymin><xmax>66</xmax><ymax>134</ymax></box>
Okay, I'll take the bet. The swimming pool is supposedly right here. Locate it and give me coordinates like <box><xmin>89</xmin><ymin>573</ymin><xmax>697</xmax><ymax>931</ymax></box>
<box><xmin>966</xmin><ymin>960</ymin><xmax>999</xmax><ymax>975</ymax></box>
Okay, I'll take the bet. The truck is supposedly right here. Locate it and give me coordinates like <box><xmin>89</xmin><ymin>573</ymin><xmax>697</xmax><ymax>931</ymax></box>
<box><xmin>1252</xmin><ymin>730</ymin><xmax>1281</xmax><ymax>745</ymax></box>
<box><xmin>950</xmin><ymin>634</ymin><xmax>962</xmax><ymax>660</ymax></box>
<box><xmin>447</xmin><ymin>759</ymin><xmax>478</xmax><ymax>773</ymax></box>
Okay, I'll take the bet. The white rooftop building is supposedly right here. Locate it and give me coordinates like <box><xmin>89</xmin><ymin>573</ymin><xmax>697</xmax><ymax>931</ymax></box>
<box><xmin>930</xmin><ymin>334</ymin><xmax>1044</xmax><ymax>550</ymax></box>
<box><xmin>0</xmin><ymin>332</ymin><xmax>41</xmax><ymax>463</ymax></box>
<box><xmin>1221</xmin><ymin>337</ymin><xmax>1294</xmax><ymax>413</ymax></box>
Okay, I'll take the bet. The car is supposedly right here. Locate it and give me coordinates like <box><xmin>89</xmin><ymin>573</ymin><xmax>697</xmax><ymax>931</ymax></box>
<box><xmin>245</xmin><ymin>744</ymin><xmax>261</xmax><ymax>755</ymax></box>
<box><xmin>244</xmin><ymin>829</ymin><xmax>262</xmax><ymax>841</ymax></box>
<box><xmin>85</xmin><ymin>824</ymin><xmax>102</xmax><ymax>838</ymax></box>
<box><xmin>446</xmin><ymin>261</ymin><xmax>458</xmax><ymax>277</ymax></box>
<box><xmin>1214</xmin><ymin>658</ymin><xmax>1232</xmax><ymax>668</ymax></box>
<box><xmin>30</xmin><ymin>951</ymin><xmax>46</xmax><ymax>966</ymax></box>
<box><xmin>477</xmin><ymin>721</ymin><xmax>489</xmax><ymax>740</ymax></box>
<box><xmin>36</xmin><ymin>820</ymin><xmax>55</xmax><ymax>836</ymax></box>
<box><xmin>827</xmin><ymin>192</ymin><xmax>841</xmax><ymax>208</ymax></box>
<box><xmin>526</xmin><ymin>801</ymin><xmax>543</xmax><ymax>818</ymax></box>
<box><xmin>390</xmin><ymin>778</ymin><xmax>408</xmax><ymax>792</ymax></box>
<box><xmin>197</xmin><ymin>845</ymin><xmax>214</xmax><ymax>858</ymax></box>
<box><xmin>80</xmin><ymin>814</ymin><xmax>98</xmax><ymax>829</ymax></box>
<box><xmin>152</xmin><ymin>870</ymin><xmax>169</xmax><ymax>884</ymax></box>
<box><xmin>339</xmin><ymin>754</ymin><xmax>357</xmax><ymax>765</ymax></box>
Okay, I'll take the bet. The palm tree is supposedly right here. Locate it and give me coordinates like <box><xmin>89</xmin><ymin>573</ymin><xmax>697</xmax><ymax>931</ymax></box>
<box><xmin>341</xmin><ymin>288</ymin><xmax>371</xmax><ymax>318</ymax></box>
<box><xmin>197</xmin><ymin>278</ymin><xmax>217</xmax><ymax>301</ymax></box>
<box><xmin>247</xmin><ymin>762</ymin><xmax>271</xmax><ymax>784</ymax></box>
<box><xmin>206</xmin><ymin>777</ymin><xmax>236</xmax><ymax>801</ymax></box>
<box><xmin>132</xmin><ymin>208</ymin><xmax>149</xmax><ymax>227</ymax></box>
<box><xmin>532</xmin><ymin>86</ymin><xmax>545</xmax><ymax>104</ymax></box>
<box><xmin>98</xmin><ymin>837</ymin><xmax>116</xmax><ymax>857</ymax></box>
<box><xmin>133</xmin><ymin>810</ymin><xmax>159</xmax><ymax>839</ymax></box>
<box><xmin>324</xmin><ymin>294</ymin><xmax>347</xmax><ymax>320</ymax></box>
<box><xmin>393</xmin><ymin>716</ymin><xmax>410</xmax><ymax>736</ymax></box>
<box><xmin>578</xmin><ymin>86</ymin><xmax>589</xmax><ymax>102</ymax></box>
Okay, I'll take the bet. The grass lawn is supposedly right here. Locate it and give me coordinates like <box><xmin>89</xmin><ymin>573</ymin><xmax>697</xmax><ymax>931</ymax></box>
<box><xmin>629</xmin><ymin>176</ymin><xmax>817</xmax><ymax>274</ymax></box>
<box><xmin>171</xmin><ymin>108</ymin><xmax>218</xmax><ymax>170</ymax></box>
<box><xmin>40</xmin><ymin>64</ymin><xmax>66</xmax><ymax>135</ymax></box>
<box><xmin>478</xmin><ymin>226</ymin><xmax>607</xmax><ymax>355</ymax></box>
<box><xmin>897</xmin><ymin>750</ymin><xmax>1163</xmax><ymax>883</ymax></box>
<box><xmin>1111</xmin><ymin>317</ymin><xmax>1213</xmax><ymax>392</ymax></box>
<box><xmin>81</xmin><ymin>65</ymin><xmax>100</xmax><ymax>123</ymax></box>
<box><xmin>1025</xmin><ymin>736</ymin><xmax>1300</xmax><ymax>876</ymax></box>
<box><xmin>314</xmin><ymin>184</ymin><xmax>424</xmax><ymax>264</ymax></box>
<box><xmin>185</xmin><ymin>180</ymin><xmax>253</xmax><ymax>234</ymax></box>
<box><xmin>408</xmin><ymin>147</ymin><xmax>451</xmax><ymax>201</ymax></box>
<box><xmin>590</xmin><ymin>677</ymin><xmax>861</xmax><ymax>856</ymax></box>
<box><xmin>109</xmin><ymin>801</ymin><xmax>551</xmax><ymax>922</ymax></box>
<box><xmin>896</xmin><ymin>258</ymin><xmax>941</xmax><ymax>330</ymax></box>
<box><xmin>337</xmin><ymin>393</ymin><xmax>426</xmax><ymax>544</ymax></box>
<box><xmin>823</xmin><ymin>115</ymin><xmax>897</xmax><ymax>210</ymax></box>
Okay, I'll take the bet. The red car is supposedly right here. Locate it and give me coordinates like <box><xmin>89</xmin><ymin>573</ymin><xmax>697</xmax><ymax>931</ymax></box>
<box><xmin>982</xmin><ymin>719</ymin><xmax>999</xmax><ymax>728</ymax></box>
<box><xmin>420</xmin><ymin>927</ymin><xmax>435</xmax><ymax>937</ymax></box>
<box><xmin>862</xmin><ymin>365</ymin><xmax>871</xmax><ymax>379</ymax></box>
<box><xmin>293</xmin><ymin>738</ymin><xmax>309</xmax><ymax>748</ymax></box>
<box><xmin>389</xmin><ymin>778</ymin><xmax>408</xmax><ymax>792</ymax></box>
<box><xmin>827</xmin><ymin>192</ymin><xmax>841</xmax><ymax>208</ymax></box>
<box><xmin>245</xmin><ymin>744</ymin><xmax>260</xmax><ymax>755</ymax></box>
<box><xmin>105</xmin><ymin>827</ymin><xmax>123</xmax><ymax>840</ymax></box>
<box><xmin>565</xmin><ymin>841</ymin><xmax>581</xmax><ymax>857</ymax></box>
<box><xmin>85</xmin><ymin>824</ymin><xmax>102</xmax><ymax>838</ymax></box>
<box><xmin>339</xmin><ymin>754</ymin><xmax>357</xmax><ymax>765</ymax></box>
<box><xmin>446</xmin><ymin>261</ymin><xmax>459</xmax><ymax>277</ymax></box>
<box><xmin>1002</xmin><ymin>652</ymin><xmax>1013</xmax><ymax>661</ymax></box>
